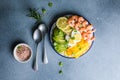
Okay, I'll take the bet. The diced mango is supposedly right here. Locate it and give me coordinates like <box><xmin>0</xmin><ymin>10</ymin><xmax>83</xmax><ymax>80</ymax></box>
<box><xmin>64</xmin><ymin>39</ymin><xmax>90</xmax><ymax>58</ymax></box>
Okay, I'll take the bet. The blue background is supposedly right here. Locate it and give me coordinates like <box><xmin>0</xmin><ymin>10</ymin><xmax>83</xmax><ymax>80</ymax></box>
<box><xmin>0</xmin><ymin>0</ymin><xmax>120</xmax><ymax>80</ymax></box>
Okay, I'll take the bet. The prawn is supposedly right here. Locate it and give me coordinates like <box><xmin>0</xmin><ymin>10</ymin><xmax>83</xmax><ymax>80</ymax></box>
<box><xmin>86</xmin><ymin>24</ymin><xmax>93</xmax><ymax>30</ymax></box>
<box><xmin>78</xmin><ymin>17</ymin><xmax>84</xmax><ymax>23</ymax></box>
<box><xmin>74</xmin><ymin>22</ymin><xmax>80</xmax><ymax>30</ymax></box>
<box><xmin>68</xmin><ymin>18</ymin><xmax>75</xmax><ymax>27</ymax></box>
<box><xmin>90</xmin><ymin>36</ymin><xmax>95</xmax><ymax>41</ymax></box>
<box><xmin>71</xmin><ymin>15</ymin><xmax>79</xmax><ymax>22</ymax></box>
<box><xmin>82</xmin><ymin>20</ymin><xmax>88</xmax><ymax>27</ymax></box>
<box><xmin>82</xmin><ymin>32</ymin><xmax>88</xmax><ymax>39</ymax></box>
<box><xmin>79</xmin><ymin>27</ymin><xmax>86</xmax><ymax>33</ymax></box>
<box><xmin>87</xmin><ymin>29</ymin><xmax>96</xmax><ymax>34</ymax></box>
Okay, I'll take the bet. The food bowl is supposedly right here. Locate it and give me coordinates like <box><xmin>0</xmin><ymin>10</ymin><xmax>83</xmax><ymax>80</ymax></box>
<box><xmin>50</xmin><ymin>14</ymin><xmax>95</xmax><ymax>59</ymax></box>
<box><xmin>13</xmin><ymin>43</ymin><xmax>32</xmax><ymax>63</ymax></box>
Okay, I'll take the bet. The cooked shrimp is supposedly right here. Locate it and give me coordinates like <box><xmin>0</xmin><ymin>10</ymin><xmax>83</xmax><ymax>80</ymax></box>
<box><xmin>67</xmin><ymin>15</ymin><xmax>96</xmax><ymax>43</ymax></box>
<box><xmin>87</xmin><ymin>29</ymin><xmax>96</xmax><ymax>34</ymax></box>
<box><xmin>68</xmin><ymin>19</ymin><xmax>75</xmax><ymax>27</ymax></box>
<box><xmin>79</xmin><ymin>27</ymin><xmax>86</xmax><ymax>33</ymax></box>
<box><xmin>71</xmin><ymin>15</ymin><xmax>79</xmax><ymax>22</ymax></box>
<box><xmin>83</xmin><ymin>37</ymin><xmax>88</xmax><ymax>41</ymax></box>
<box><xmin>78</xmin><ymin>17</ymin><xmax>84</xmax><ymax>23</ymax></box>
<box><xmin>86</xmin><ymin>36</ymin><xmax>95</xmax><ymax>43</ymax></box>
<box><xmin>82</xmin><ymin>20</ymin><xmax>88</xmax><ymax>27</ymax></box>
<box><xmin>75</xmin><ymin>26</ymin><xmax>79</xmax><ymax>30</ymax></box>
<box><xmin>82</xmin><ymin>32</ymin><xmax>87</xmax><ymax>38</ymax></box>
<box><xmin>87</xmin><ymin>30</ymin><xmax>93</xmax><ymax>34</ymax></box>
<box><xmin>90</xmin><ymin>36</ymin><xmax>95</xmax><ymax>41</ymax></box>
<box><xmin>86</xmin><ymin>24</ymin><xmax>93</xmax><ymax>30</ymax></box>
<box><xmin>74</xmin><ymin>22</ymin><xmax>80</xmax><ymax>30</ymax></box>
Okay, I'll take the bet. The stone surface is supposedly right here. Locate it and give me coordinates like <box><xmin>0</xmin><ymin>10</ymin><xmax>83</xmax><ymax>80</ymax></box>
<box><xmin>0</xmin><ymin>0</ymin><xmax>120</xmax><ymax>80</ymax></box>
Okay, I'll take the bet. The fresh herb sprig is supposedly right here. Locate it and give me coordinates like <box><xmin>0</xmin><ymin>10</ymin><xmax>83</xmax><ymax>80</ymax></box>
<box><xmin>27</xmin><ymin>8</ymin><xmax>41</xmax><ymax>22</ymax></box>
<box><xmin>27</xmin><ymin>1</ymin><xmax>53</xmax><ymax>21</ymax></box>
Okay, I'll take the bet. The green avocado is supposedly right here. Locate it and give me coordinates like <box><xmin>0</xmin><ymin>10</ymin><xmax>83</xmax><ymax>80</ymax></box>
<box><xmin>53</xmin><ymin>27</ymin><xmax>64</xmax><ymax>37</ymax></box>
<box><xmin>52</xmin><ymin>27</ymin><xmax>68</xmax><ymax>53</ymax></box>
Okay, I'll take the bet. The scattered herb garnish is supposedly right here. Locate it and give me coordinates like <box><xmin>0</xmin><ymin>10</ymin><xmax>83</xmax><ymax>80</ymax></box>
<box><xmin>27</xmin><ymin>8</ymin><xmax>41</xmax><ymax>22</ymax></box>
<box><xmin>59</xmin><ymin>70</ymin><xmax>63</xmax><ymax>74</ymax></box>
<box><xmin>71</xmin><ymin>37</ymin><xmax>75</xmax><ymax>40</ymax></box>
<box><xmin>72</xmin><ymin>52</ymin><xmax>76</xmax><ymax>54</ymax></box>
<box><xmin>74</xmin><ymin>30</ymin><xmax>77</xmax><ymax>32</ymax></box>
<box><xmin>42</xmin><ymin>8</ymin><xmax>46</xmax><ymax>14</ymax></box>
<box><xmin>48</xmin><ymin>2</ymin><xmax>53</xmax><ymax>7</ymax></box>
<box><xmin>58</xmin><ymin>61</ymin><xmax>63</xmax><ymax>74</ymax></box>
<box><xmin>70</xmin><ymin>27</ymin><xmax>74</xmax><ymax>30</ymax></box>
<box><xmin>59</xmin><ymin>61</ymin><xmax>63</xmax><ymax>67</ymax></box>
<box><xmin>79</xmin><ymin>48</ymin><xmax>82</xmax><ymax>50</ymax></box>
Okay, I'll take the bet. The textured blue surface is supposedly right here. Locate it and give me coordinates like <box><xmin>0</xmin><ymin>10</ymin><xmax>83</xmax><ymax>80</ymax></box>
<box><xmin>0</xmin><ymin>0</ymin><xmax>120</xmax><ymax>80</ymax></box>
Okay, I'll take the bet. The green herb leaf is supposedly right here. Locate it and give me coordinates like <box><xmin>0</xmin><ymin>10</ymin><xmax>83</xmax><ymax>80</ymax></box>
<box><xmin>74</xmin><ymin>30</ymin><xmax>77</xmax><ymax>32</ymax></box>
<box><xmin>42</xmin><ymin>8</ymin><xmax>46</xmax><ymax>14</ymax></box>
<box><xmin>71</xmin><ymin>37</ymin><xmax>75</xmax><ymax>40</ymax></box>
<box><xmin>79</xmin><ymin>48</ymin><xmax>82</xmax><ymax>50</ymax></box>
<box><xmin>72</xmin><ymin>52</ymin><xmax>76</xmax><ymax>54</ymax></box>
<box><xmin>70</xmin><ymin>27</ymin><xmax>74</xmax><ymax>30</ymax></box>
<box><xmin>27</xmin><ymin>8</ymin><xmax>41</xmax><ymax>22</ymax></box>
<box><xmin>48</xmin><ymin>2</ymin><xmax>53</xmax><ymax>7</ymax></box>
<box><xmin>59</xmin><ymin>70</ymin><xmax>63</xmax><ymax>74</ymax></box>
<box><xmin>59</xmin><ymin>61</ymin><xmax>63</xmax><ymax>67</ymax></box>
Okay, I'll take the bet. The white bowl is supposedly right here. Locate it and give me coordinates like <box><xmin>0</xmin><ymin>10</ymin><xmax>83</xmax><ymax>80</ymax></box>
<box><xmin>13</xmin><ymin>43</ymin><xmax>32</xmax><ymax>63</ymax></box>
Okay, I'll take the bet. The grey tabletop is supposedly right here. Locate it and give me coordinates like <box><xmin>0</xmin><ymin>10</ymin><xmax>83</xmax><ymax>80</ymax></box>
<box><xmin>0</xmin><ymin>0</ymin><xmax>120</xmax><ymax>80</ymax></box>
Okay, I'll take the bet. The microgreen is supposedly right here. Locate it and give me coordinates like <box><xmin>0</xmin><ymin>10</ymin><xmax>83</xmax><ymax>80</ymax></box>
<box><xmin>27</xmin><ymin>8</ymin><xmax>41</xmax><ymax>22</ymax></box>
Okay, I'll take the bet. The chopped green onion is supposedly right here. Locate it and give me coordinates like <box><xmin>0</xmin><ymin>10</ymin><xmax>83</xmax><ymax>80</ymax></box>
<box><xmin>42</xmin><ymin>8</ymin><xmax>46</xmax><ymax>14</ymax></box>
<box><xmin>59</xmin><ymin>61</ymin><xmax>63</xmax><ymax>67</ymax></box>
<box><xmin>74</xmin><ymin>30</ymin><xmax>77</xmax><ymax>32</ymax></box>
<box><xmin>48</xmin><ymin>2</ymin><xmax>53</xmax><ymax>7</ymax></box>
<box><xmin>71</xmin><ymin>37</ymin><xmax>75</xmax><ymax>40</ymax></box>
<box><xmin>79</xmin><ymin>48</ymin><xmax>82</xmax><ymax>50</ymax></box>
<box><xmin>59</xmin><ymin>70</ymin><xmax>63</xmax><ymax>74</ymax></box>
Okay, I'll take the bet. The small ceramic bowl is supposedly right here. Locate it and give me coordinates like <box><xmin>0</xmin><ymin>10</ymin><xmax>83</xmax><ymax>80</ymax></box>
<box><xmin>13</xmin><ymin>43</ymin><xmax>32</xmax><ymax>63</ymax></box>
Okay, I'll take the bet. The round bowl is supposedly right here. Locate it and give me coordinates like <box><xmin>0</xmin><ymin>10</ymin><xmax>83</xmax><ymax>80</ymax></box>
<box><xmin>13</xmin><ymin>43</ymin><xmax>32</xmax><ymax>63</ymax></box>
<box><xmin>50</xmin><ymin>14</ymin><xmax>95</xmax><ymax>59</ymax></box>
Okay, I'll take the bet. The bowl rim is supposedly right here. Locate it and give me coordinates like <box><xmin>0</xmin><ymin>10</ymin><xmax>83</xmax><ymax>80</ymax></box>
<box><xmin>13</xmin><ymin>43</ymin><xmax>32</xmax><ymax>63</ymax></box>
<box><xmin>49</xmin><ymin>14</ymin><xmax>95</xmax><ymax>59</ymax></box>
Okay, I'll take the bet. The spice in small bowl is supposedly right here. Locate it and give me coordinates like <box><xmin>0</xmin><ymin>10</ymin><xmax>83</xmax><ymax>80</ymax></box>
<box><xmin>13</xmin><ymin>43</ymin><xmax>32</xmax><ymax>63</ymax></box>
